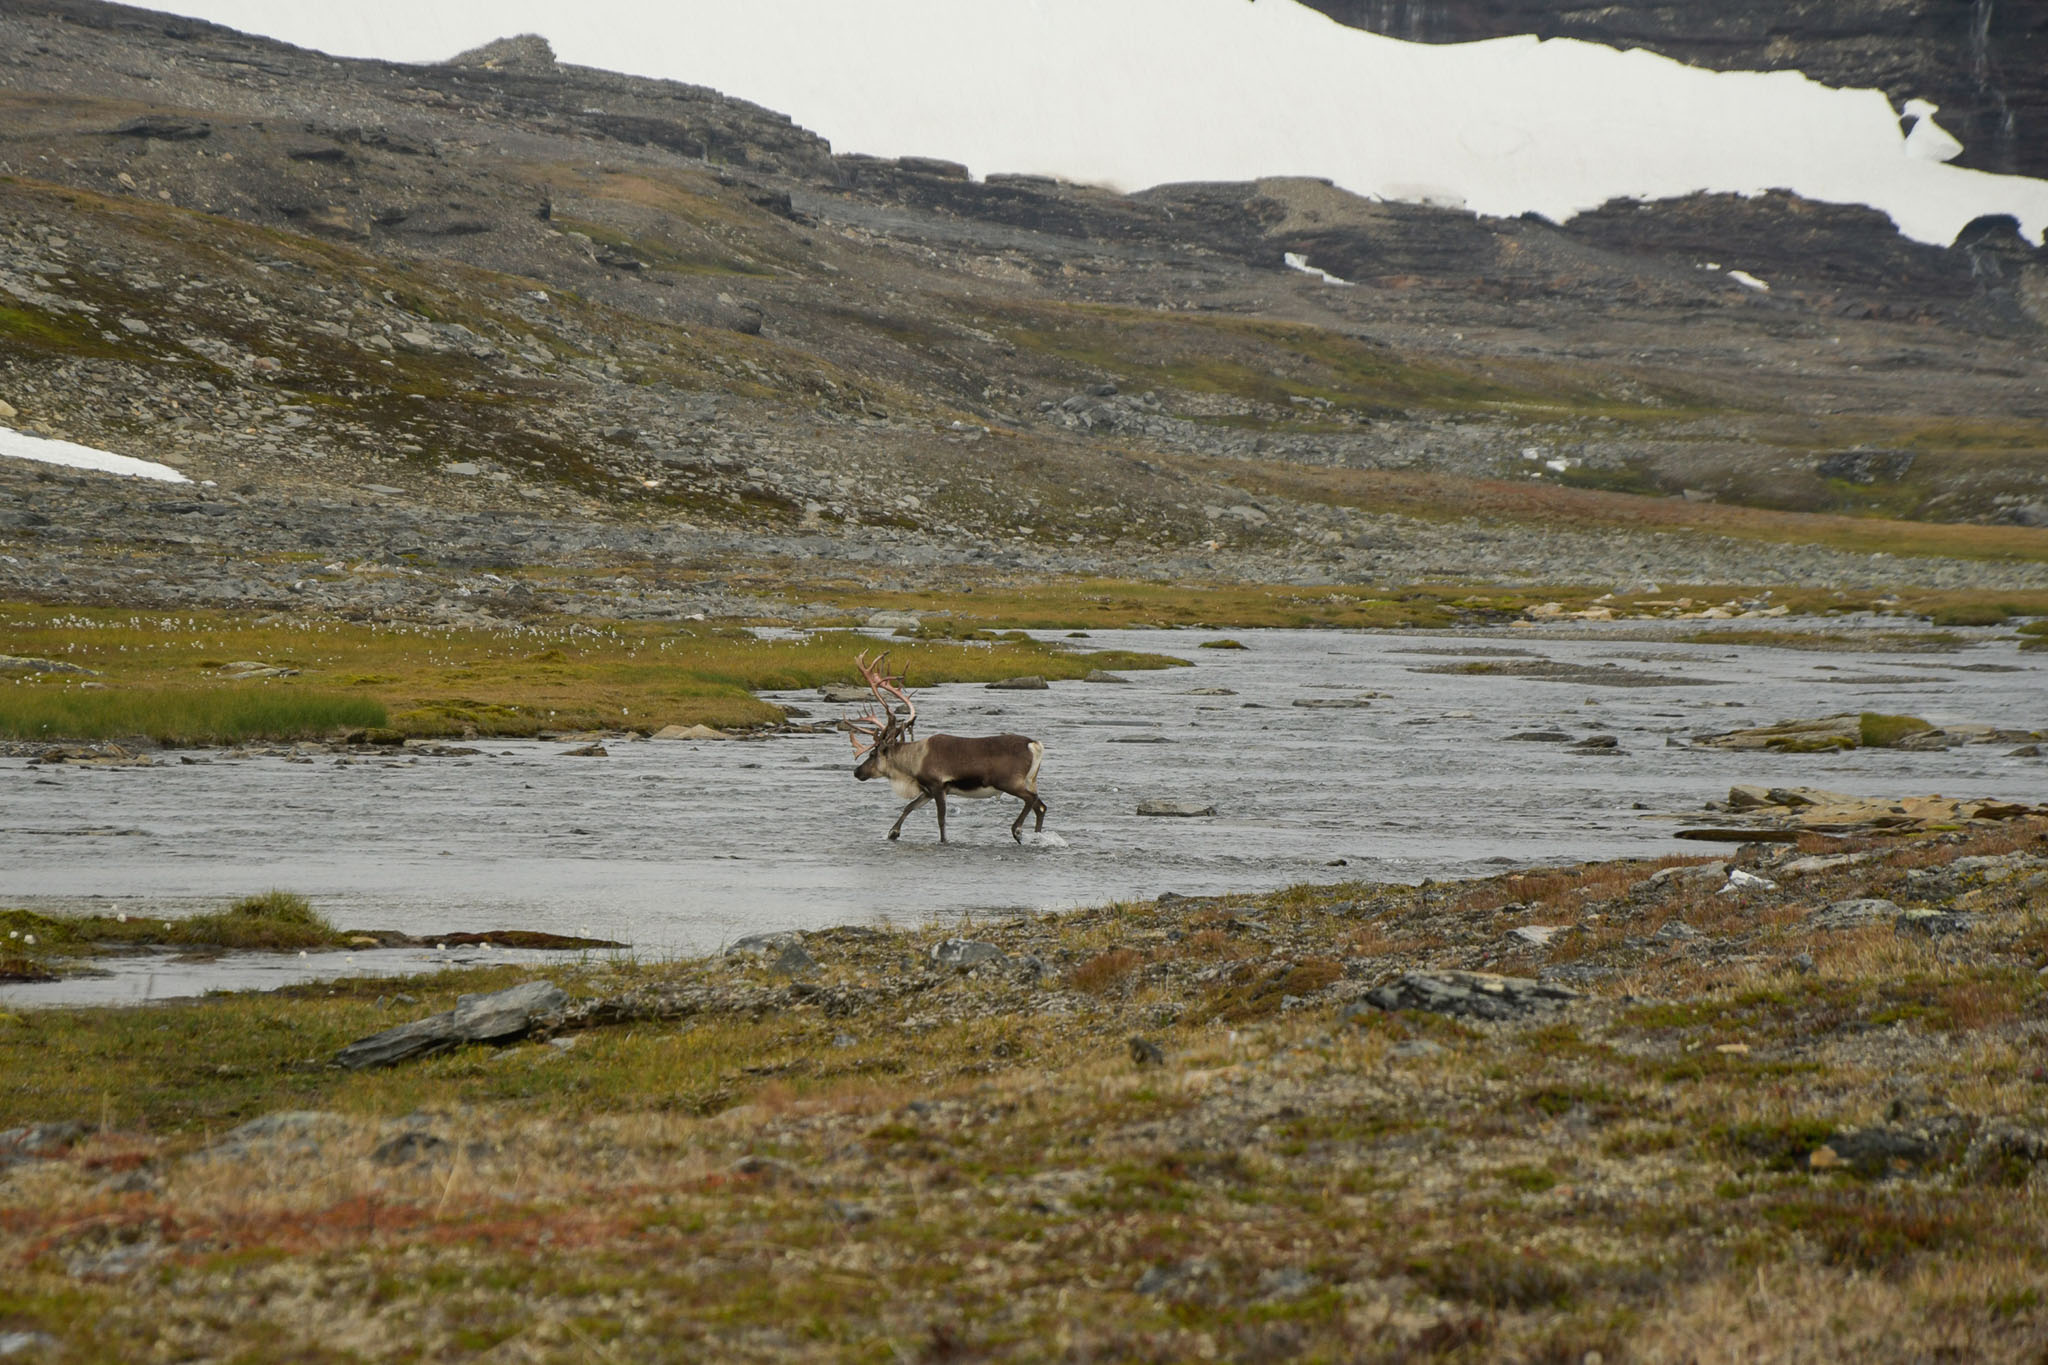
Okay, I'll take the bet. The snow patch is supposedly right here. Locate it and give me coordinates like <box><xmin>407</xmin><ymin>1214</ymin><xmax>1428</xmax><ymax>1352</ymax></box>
<box><xmin>0</xmin><ymin>427</ymin><xmax>190</xmax><ymax>483</ymax></box>
<box><xmin>1283</xmin><ymin>252</ymin><xmax>1353</xmax><ymax>286</ymax></box>
<box><xmin>1725</xmin><ymin>270</ymin><xmax>1771</xmax><ymax>292</ymax></box>
<box><xmin>1020</xmin><ymin>830</ymin><xmax>1068</xmax><ymax>849</ymax></box>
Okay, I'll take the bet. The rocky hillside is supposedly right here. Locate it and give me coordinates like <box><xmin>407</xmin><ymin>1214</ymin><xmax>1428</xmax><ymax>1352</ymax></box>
<box><xmin>1</xmin><ymin>0</ymin><xmax>2046</xmax><ymax>619</ymax></box>
<box><xmin>1301</xmin><ymin>0</ymin><xmax>2048</xmax><ymax>181</ymax></box>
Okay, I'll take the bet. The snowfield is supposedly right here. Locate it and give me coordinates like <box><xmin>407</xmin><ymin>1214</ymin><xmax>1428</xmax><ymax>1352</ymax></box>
<box><xmin>0</xmin><ymin>427</ymin><xmax>191</xmax><ymax>483</ymax></box>
<box><xmin>138</xmin><ymin>0</ymin><xmax>2048</xmax><ymax>247</ymax></box>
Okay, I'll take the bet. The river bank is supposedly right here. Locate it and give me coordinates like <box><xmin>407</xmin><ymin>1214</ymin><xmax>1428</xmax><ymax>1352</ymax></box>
<box><xmin>2</xmin><ymin>812</ymin><xmax>2045</xmax><ymax>1361</ymax></box>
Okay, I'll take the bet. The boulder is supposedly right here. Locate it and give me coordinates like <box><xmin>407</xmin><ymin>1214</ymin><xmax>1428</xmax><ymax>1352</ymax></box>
<box><xmin>1084</xmin><ymin>670</ymin><xmax>1130</xmax><ymax>683</ymax></box>
<box><xmin>1361</xmin><ymin>971</ymin><xmax>1580</xmax><ymax>1020</ymax></box>
<box><xmin>333</xmin><ymin>980</ymin><xmax>568</xmax><ymax>1070</ymax></box>
<box><xmin>817</xmin><ymin>683</ymin><xmax>874</xmax><ymax>703</ymax></box>
<box><xmin>1807</xmin><ymin>898</ymin><xmax>1901</xmax><ymax>930</ymax></box>
<box><xmin>726</xmin><ymin>931</ymin><xmax>802</xmax><ymax>958</ymax></box>
<box><xmin>930</xmin><ymin>938</ymin><xmax>1006</xmax><ymax>969</ymax></box>
<box><xmin>987</xmin><ymin>676</ymin><xmax>1048</xmax><ymax>690</ymax></box>
<box><xmin>1137</xmin><ymin>799</ymin><xmax>1217</xmax><ymax>817</ymax></box>
<box><xmin>1895</xmin><ymin>909</ymin><xmax>1972</xmax><ymax>938</ymax></box>
<box><xmin>865</xmin><ymin>610</ymin><xmax>922</xmax><ymax>630</ymax></box>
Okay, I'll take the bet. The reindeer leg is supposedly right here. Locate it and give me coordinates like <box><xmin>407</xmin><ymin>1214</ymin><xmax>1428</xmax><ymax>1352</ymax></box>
<box><xmin>888</xmin><ymin>792</ymin><xmax>932</xmax><ymax>841</ymax></box>
<box><xmin>933</xmin><ymin>787</ymin><xmax>948</xmax><ymax>843</ymax></box>
<box><xmin>1033</xmin><ymin>794</ymin><xmax>1047</xmax><ymax>832</ymax></box>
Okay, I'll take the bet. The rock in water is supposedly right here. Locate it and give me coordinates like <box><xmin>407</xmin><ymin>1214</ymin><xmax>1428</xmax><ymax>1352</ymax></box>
<box><xmin>333</xmin><ymin>980</ymin><xmax>568</xmax><ymax>1069</ymax></box>
<box><xmin>1137</xmin><ymin>799</ymin><xmax>1217</xmax><ymax>817</ymax></box>
<box><xmin>1361</xmin><ymin>971</ymin><xmax>1580</xmax><ymax>1020</ymax></box>
<box><xmin>987</xmin><ymin>676</ymin><xmax>1049</xmax><ymax>690</ymax></box>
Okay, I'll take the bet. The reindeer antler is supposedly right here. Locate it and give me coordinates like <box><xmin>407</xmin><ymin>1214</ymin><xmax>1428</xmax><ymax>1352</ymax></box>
<box><xmin>855</xmin><ymin>651</ymin><xmax>916</xmax><ymax>731</ymax></box>
<box><xmin>847</xmin><ymin>651</ymin><xmax>916</xmax><ymax>755</ymax></box>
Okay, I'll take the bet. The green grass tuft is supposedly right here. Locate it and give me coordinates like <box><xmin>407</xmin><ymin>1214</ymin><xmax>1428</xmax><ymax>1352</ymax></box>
<box><xmin>171</xmin><ymin>890</ymin><xmax>341</xmax><ymax>950</ymax></box>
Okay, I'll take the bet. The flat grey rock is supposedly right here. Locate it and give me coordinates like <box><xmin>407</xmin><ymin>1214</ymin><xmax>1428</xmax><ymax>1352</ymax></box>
<box><xmin>1362</xmin><ymin>971</ymin><xmax>1580</xmax><ymax>1020</ymax></box>
<box><xmin>1137</xmin><ymin>799</ymin><xmax>1216</xmax><ymax>817</ymax></box>
<box><xmin>987</xmin><ymin>675</ymin><xmax>1049</xmax><ymax>690</ymax></box>
<box><xmin>333</xmin><ymin>980</ymin><xmax>568</xmax><ymax>1069</ymax></box>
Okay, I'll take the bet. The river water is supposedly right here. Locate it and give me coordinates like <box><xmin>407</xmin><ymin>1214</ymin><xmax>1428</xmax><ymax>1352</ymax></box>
<box><xmin>4</xmin><ymin>622</ymin><xmax>2043</xmax><ymax>1005</ymax></box>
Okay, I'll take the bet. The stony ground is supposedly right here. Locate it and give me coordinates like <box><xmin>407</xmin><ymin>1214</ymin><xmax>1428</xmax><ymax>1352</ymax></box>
<box><xmin>3</xmin><ymin>814</ymin><xmax>2045</xmax><ymax>1361</ymax></box>
<box><xmin>4</xmin><ymin>4</ymin><xmax>2048</xmax><ymax>627</ymax></box>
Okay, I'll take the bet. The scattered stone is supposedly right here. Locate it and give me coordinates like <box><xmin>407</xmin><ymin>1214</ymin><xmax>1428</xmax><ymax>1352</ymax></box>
<box><xmin>1650</xmin><ymin>920</ymin><xmax>1704</xmax><ymax>943</ymax></box>
<box><xmin>1807</xmin><ymin>898</ymin><xmax>1902</xmax><ymax>930</ymax></box>
<box><xmin>1361</xmin><ymin>971</ymin><xmax>1580</xmax><ymax>1021</ymax></box>
<box><xmin>1108</xmin><ymin>734</ymin><xmax>1171</xmax><ymax>743</ymax></box>
<box><xmin>1718</xmin><ymin>869</ymin><xmax>1779</xmax><ymax>894</ymax></box>
<box><xmin>1128</xmin><ymin>1036</ymin><xmax>1165</xmax><ymax>1067</ymax></box>
<box><xmin>1505</xmin><ymin>731</ymin><xmax>1571</xmax><ymax>742</ymax></box>
<box><xmin>1570</xmin><ymin>735</ymin><xmax>1620</xmax><ymax>752</ymax></box>
<box><xmin>986</xmin><ymin>676</ymin><xmax>1048</xmax><ymax>690</ymax></box>
<box><xmin>1505</xmin><ymin>924</ymin><xmax>1574</xmax><ymax>947</ymax></box>
<box><xmin>563</xmin><ymin>742</ymin><xmax>607</xmax><ymax>757</ymax></box>
<box><xmin>1186</xmin><ymin>687</ymin><xmax>1237</xmax><ymax>696</ymax></box>
<box><xmin>930</xmin><ymin>938</ymin><xmax>1006</xmax><ymax>969</ymax></box>
<box><xmin>816</xmin><ymin>684</ymin><xmax>874</xmax><ymax>703</ymax></box>
<box><xmin>1137</xmin><ymin>799</ymin><xmax>1216</xmax><ymax>817</ymax></box>
<box><xmin>1293</xmin><ymin>697</ymin><xmax>1371</xmax><ymax>709</ymax></box>
<box><xmin>1084</xmin><ymin>670</ymin><xmax>1129</xmax><ymax>683</ymax></box>
<box><xmin>332</xmin><ymin>980</ymin><xmax>569</xmax><ymax>1069</ymax></box>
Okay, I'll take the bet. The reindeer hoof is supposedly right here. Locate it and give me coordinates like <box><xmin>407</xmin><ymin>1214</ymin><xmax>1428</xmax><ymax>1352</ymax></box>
<box><xmin>887</xmin><ymin>830</ymin><xmax>900</xmax><ymax>841</ymax></box>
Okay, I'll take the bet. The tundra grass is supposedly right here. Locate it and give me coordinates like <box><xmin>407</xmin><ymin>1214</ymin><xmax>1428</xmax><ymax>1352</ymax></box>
<box><xmin>0</xmin><ymin>604</ymin><xmax>1185</xmax><ymax>741</ymax></box>
<box><xmin>0</xmin><ymin>686</ymin><xmax>384</xmax><ymax>745</ymax></box>
<box><xmin>2</xmin><ymin>820</ymin><xmax>2045</xmax><ymax>1361</ymax></box>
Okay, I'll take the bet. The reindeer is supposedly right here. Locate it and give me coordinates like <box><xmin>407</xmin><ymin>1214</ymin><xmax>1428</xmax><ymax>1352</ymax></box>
<box><xmin>847</xmin><ymin>652</ymin><xmax>1048</xmax><ymax>843</ymax></box>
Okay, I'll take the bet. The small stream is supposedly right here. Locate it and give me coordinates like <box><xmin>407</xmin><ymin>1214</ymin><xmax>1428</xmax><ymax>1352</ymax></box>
<box><xmin>5</xmin><ymin>622</ymin><xmax>2043</xmax><ymax>1006</ymax></box>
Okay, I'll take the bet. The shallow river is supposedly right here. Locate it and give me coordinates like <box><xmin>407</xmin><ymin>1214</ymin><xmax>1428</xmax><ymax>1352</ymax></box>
<box><xmin>5</xmin><ymin>623</ymin><xmax>2043</xmax><ymax>1005</ymax></box>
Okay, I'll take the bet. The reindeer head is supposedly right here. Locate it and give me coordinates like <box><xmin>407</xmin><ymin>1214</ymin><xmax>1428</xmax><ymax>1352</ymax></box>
<box><xmin>848</xmin><ymin>651</ymin><xmax>916</xmax><ymax>780</ymax></box>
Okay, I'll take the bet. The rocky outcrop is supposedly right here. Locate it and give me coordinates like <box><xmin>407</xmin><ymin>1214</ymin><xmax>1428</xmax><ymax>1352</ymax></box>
<box><xmin>1298</xmin><ymin>0</ymin><xmax>2048</xmax><ymax>181</ymax></box>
